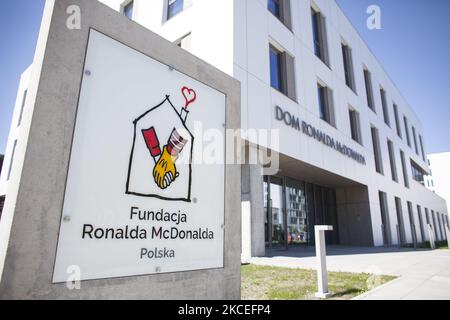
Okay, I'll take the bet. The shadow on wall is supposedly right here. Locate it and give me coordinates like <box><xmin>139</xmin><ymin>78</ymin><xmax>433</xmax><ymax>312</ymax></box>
<box><xmin>0</xmin><ymin>154</ymin><xmax>3</xmax><ymax>176</ymax></box>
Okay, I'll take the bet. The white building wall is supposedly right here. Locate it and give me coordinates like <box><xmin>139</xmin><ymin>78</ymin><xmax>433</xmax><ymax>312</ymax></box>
<box><xmin>0</xmin><ymin>67</ymin><xmax>32</xmax><ymax>197</ymax></box>
<box><xmin>3</xmin><ymin>0</ymin><xmax>446</xmax><ymax>247</ymax></box>
<box><xmin>428</xmin><ymin>153</ymin><xmax>450</xmax><ymax>218</ymax></box>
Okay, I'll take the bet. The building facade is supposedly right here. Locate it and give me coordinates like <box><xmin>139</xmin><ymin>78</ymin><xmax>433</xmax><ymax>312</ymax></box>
<box><xmin>1</xmin><ymin>0</ymin><xmax>448</xmax><ymax>259</ymax></box>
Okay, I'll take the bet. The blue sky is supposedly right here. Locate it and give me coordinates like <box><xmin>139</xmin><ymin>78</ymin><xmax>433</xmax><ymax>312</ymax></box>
<box><xmin>0</xmin><ymin>0</ymin><xmax>449</xmax><ymax>155</ymax></box>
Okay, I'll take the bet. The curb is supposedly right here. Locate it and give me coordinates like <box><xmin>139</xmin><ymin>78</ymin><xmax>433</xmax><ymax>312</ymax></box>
<box><xmin>352</xmin><ymin>276</ymin><xmax>402</xmax><ymax>300</ymax></box>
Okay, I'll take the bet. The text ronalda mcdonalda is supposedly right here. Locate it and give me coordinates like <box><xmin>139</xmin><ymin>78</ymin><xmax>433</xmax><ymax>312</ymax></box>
<box><xmin>81</xmin><ymin>207</ymin><xmax>215</xmax><ymax>240</ymax></box>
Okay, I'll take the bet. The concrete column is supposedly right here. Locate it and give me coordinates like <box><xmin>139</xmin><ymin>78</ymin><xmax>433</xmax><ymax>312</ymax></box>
<box><xmin>241</xmin><ymin>162</ymin><xmax>265</xmax><ymax>258</ymax></box>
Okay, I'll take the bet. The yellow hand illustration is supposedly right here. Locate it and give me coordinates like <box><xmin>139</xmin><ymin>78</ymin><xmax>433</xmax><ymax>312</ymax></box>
<box><xmin>153</xmin><ymin>146</ymin><xmax>178</xmax><ymax>189</ymax></box>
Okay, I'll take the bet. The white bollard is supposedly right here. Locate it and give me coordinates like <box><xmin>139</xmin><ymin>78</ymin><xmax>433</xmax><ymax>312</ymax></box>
<box><xmin>315</xmin><ymin>225</ymin><xmax>334</xmax><ymax>299</ymax></box>
<box><xmin>427</xmin><ymin>224</ymin><xmax>435</xmax><ymax>250</ymax></box>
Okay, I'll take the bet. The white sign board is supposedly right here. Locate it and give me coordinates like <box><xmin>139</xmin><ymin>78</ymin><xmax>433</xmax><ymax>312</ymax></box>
<box><xmin>53</xmin><ymin>30</ymin><xmax>226</xmax><ymax>282</ymax></box>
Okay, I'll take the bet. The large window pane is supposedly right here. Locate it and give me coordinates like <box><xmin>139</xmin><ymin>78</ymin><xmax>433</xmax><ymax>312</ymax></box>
<box><xmin>270</xmin><ymin>179</ymin><xmax>285</xmax><ymax>246</ymax></box>
<box><xmin>371</xmin><ymin>126</ymin><xmax>383</xmax><ymax>174</ymax></box>
<box><xmin>123</xmin><ymin>1</ymin><xmax>133</xmax><ymax>19</ymax></box>
<box><xmin>286</xmin><ymin>180</ymin><xmax>308</xmax><ymax>245</ymax></box>
<box><xmin>167</xmin><ymin>0</ymin><xmax>184</xmax><ymax>20</ymax></box>
<box><xmin>270</xmin><ymin>46</ymin><xmax>282</xmax><ymax>91</ymax></box>
<box><xmin>364</xmin><ymin>69</ymin><xmax>375</xmax><ymax>112</ymax></box>
<box><xmin>349</xmin><ymin>109</ymin><xmax>361</xmax><ymax>144</ymax></box>
<box><xmin>268</xmin><ymin>0</ymin><xmax>280</xmax><ymax>18</ymax></box>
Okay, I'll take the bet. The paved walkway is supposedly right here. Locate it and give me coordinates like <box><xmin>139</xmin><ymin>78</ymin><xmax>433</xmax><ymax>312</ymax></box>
<box><xmin>248</xmin><ymin>246</ymin><xmax>450</xmax><ymax>300</ymax></box>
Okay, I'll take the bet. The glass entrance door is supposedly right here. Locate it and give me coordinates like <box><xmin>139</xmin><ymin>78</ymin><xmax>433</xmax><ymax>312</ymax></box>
<box><xmin>264</xmin><ymin>175</ymin><xmax>339</xmax><ymax>249</ymax></box>
<box><xmin>286</xmin><ymin>179</ymin><xmax>309</xmax><ymax>246</ymax></box>
<box><xmin>264</xmin><ymin>176</ymin><xmax>286</xmax><ymax>248</ymax></box>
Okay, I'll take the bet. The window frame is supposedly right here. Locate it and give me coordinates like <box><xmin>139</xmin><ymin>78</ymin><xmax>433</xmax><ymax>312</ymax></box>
<box><xmin>400</xmin><ymin>149</ymin><xmax>409</xmax><ymax>188</ymax></box>
<box><xmin>317</xmin><ymin>82</ymin><xmax>335</xmax><ymax>127</ymax></box>
<box><xmin>380</xmin><ymin>87</ymin><xmax>390</xmax><ymax>127</ymax></box>
<box><xmin>341</xmin><ymin>42</ymin><xmax>356</xmax><ymax>92</ymax></box>
<box><xmin>311</xmin><ymin>7</ymin><xmax>329</xmax><ymax>66</ymax></box>
<box><xmin>387</xmin><ymin>139</ymin><xmax>398</xmax><ymax>182</ymax></box>
<box><xmin>364</xmin><ymin>68</ymin><xmax>375</xmax><ymax>112</ymax></box>
<box><xmin>371</xmin><ymin>126</ymin><xmax>383</xmax><ymax>175</ymax></box>
<box><xmin>270</xmin><ymin>45</ymin><xmax>284</xmax><ymax>93</ymax></box>
<box><xmin>403</xmin><ymin>116</ymin><xmax>411</xmax><ymax>148</ymax></box>
<box><xmin>268</xmin><ymin>0</ymin><xmax>281</xmax><ymax>18</ymax></box>
<box><xmin>17</xmin><ymin>89</ymin><xmax>28</xmax><ymax>127</ymax></box>
<box><xmin>393</xmin><ymin>103</ymin><xmax>402</xmax><ymax>138</ymax></box>
<box><xmin>166</xmin><ymin>0</ymin><xmax>185</xmax><ymax>21</ymax></box>
<box><xmin>419</xmin><ymin>135</ymin><xmax>426</xmax><ymax>162</ymax></box>
<box><xmin>412</xmin><ymin>126</ymin><xmax>419</xmax><ymax>155</ymax></box>
<box><xmin>348</xmin><ymin>108</ymin><xmax>362</xmax><ymax>145</ymax></box>
<box><xmin>122</xmin><ymin>0</ymin><xmax>134</xmax><ymax>20</ymax></box>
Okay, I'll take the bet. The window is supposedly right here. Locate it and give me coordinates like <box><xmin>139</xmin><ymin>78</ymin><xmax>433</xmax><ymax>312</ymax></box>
<box><xmin>387</xmin><ymin>140</ymin><xmax>398</xmax><ymax>182</ymax></box>
<box><xmin>412</xmin><ymin>126</ymin><xmax>419</xmax><ymax>155</ymax></box>
<box><xmin>411</xmin><ymin>160</ymin><xmax>425</xmax><ymax>185</ymax></box>
<box><xmin>403</xmin><ymin>116</ymin><xmax>411</xmax><ymax>147</ymax></box>
<box><xmin>417</xmin><ymin>205</ymin><xmax>425</xmax><ymax>242</ymax></box>
<box><xmin>167</xmin><ymin>0</ymin><xmax>184</xmax><ymax>20</ymax></box>
<box><xmin>380</xmin><ymin>88</ymin><xmax>390</xmax><ymax>126</ymax></box>
<box><xmin>400</xmin><ymin>150</ymin><xmax>409</xmax><ymax>188</ymax></box>
<box><xmin>317</xmin><ymin>83</ymin><xmax>334</xmax><ymax>126</ymax></box>
<box><xmin>437</xmin><ymin>213</ymin><xmax>444</xmax><ymax>240</ymax></box>
<box><xmin>269</xmin><ymin>45</ymin><xmax>296</xmax><ymax>100</ymax></box>
<box><xmin>17</xmin><ymin>89</ymin><xmax>28</xmax><ymax>127</ymax></box>
<box><xmin>395</xmin><ymin>197</ymin><xmax>406</xmax><ymax>245</ymax></box>
<box><xmin>419</xmin><ymin>135</ymin><xmax>426</xmax><ymax>162</ymax></box>
<box><xmin>425</xmin><ymin>208</ymin><xmax>430</xmax><ymax>225</ymax></box>
<box><xmin>175</xmin><ymin>33</ymin><xmax>191</xmax><ymax>51</ymax></box>
<box><xmin>268</xmin><ymin>0</ymin><xmax>292</xmax><ymax>29</ymax></box>
<box><xmin>7</xmin><ymin>140</ymin><xmax>17</xmax><ymax>181</ymax></box>
<box><xmin>311</xmin><ymin>7</ymin><xmax>329</xmax><ymax>66</ymax></box>
<box><xmin>270</xmin><ymin>46</ymin><xmax>282</xmax><ymax>92</ymax></box>
<box><xmin>364</xmin><ymin>69</ymin><xmax>375</xmax><ymax>112</ymax></box>
<box><xmin>123</xmin><ymin>1</ymin><xmax>133</xmax><ymax>19</ymax></box>
<box><xmin>407</xmin><ymin>201</ymin><xmax>417</xmax><ymax>245</ymax></box>
<box><xmin>393</xmin><ymin>104</ymin><xmax>402</xmax><ymax>138</ymax></box>
<box><xmin>268</xmin><ymin>0</ymin><xmax>280</xmax><ymax>17</ymax></box>
<box><xmin>348</xmin><ymin>108</ymin><xmax>362</xmax><ymax>144</ymax></box>
<box><xmin>371</xmin><ymin>126</ymin><xmax>383</xmax><ymax>174</ymax></box>
<box><xmin>342</xmin><ymin>43</ymin><xmax>355</xmax><ymax>91</ymax></box>
<box><xmin>379</xmin><ymin>191</ymin><xmax>391</xmax><ymax>246</ymax></box>
<box><xmin>431</xmin><ymin>211</ymin><xmax>438</xmax><ymax>240</ymax></box>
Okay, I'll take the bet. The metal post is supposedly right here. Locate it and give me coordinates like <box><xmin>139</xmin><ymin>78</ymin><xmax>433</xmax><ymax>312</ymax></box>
<box><xmin>428</xmin><ymin>224</ymin><xmax>435</xmax><ymax>250</ymax></box>
<box><xmin>315</xmin><ymin>225</ymin><xmax>333</xmax><ymax>299</ymax></box>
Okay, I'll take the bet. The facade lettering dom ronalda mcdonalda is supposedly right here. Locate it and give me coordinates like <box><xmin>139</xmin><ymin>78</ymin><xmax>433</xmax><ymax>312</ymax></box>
<box><xmin>275</xmin><ymin>106</ymin><xmax>366</xmax><ymax>165</ymax></box>
<box><xmin>81</xmin><ymin>206</ymin><xmax>215</xmax><ymax>260</ymax></box>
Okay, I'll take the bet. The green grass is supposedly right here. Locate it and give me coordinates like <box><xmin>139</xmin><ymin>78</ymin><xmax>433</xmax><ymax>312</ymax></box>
<box><xmin>417</xmin><ymin>240</ymin><xmax>448</xmax><ymax>250</ymax></box>
<box><xmin>241</xmin><ymin>264</ymin><xmax>397</xmax><ymax>300</ymax></box>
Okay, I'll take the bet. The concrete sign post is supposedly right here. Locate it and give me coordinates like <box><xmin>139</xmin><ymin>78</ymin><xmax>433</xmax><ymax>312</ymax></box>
<box><xmin>428</xmin><ymin>224</ymin><xmax>435</xmax><ymax>250</ymax></box>
<box><xmin>315</xmin><ymin>225</ymin><xmax>333</xmax><ymax>299</ymax></box>
<box><xmin>0</xmin><ymin>0</ymin><xmax>240</xmax><ymax>299</ymax></box>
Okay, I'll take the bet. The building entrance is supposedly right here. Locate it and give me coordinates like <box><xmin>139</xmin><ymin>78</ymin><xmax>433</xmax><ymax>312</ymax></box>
<box><xmin>264</xmin><ymin>175</ymin><xmax>339</xmax><ymax>249</ymax></box>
